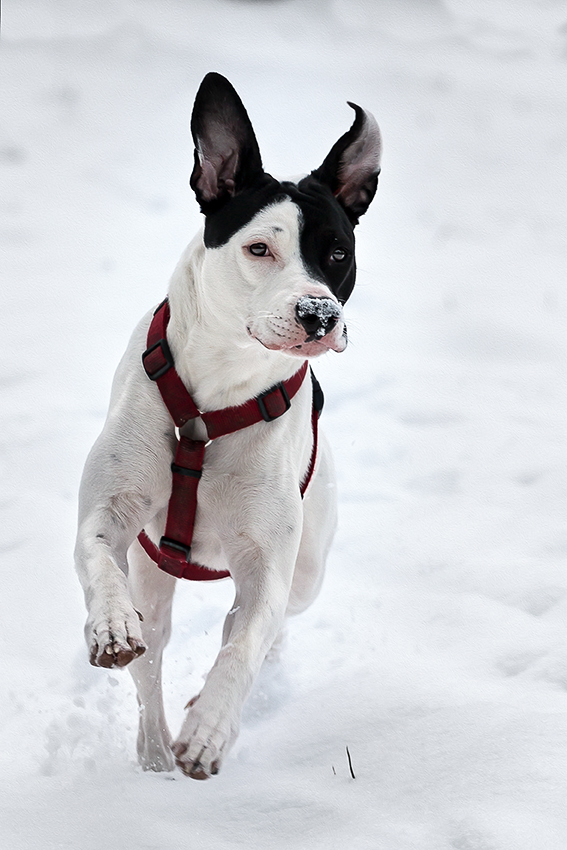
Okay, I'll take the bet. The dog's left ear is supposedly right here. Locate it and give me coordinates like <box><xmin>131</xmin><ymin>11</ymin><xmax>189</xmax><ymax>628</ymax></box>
<box><xmin>311</xmin><ymin>103</ymin><xmax>382</xmax><ymax>224</ymax></box>
<box><xmin>190</xmin><ymin>72</ymin><xmax>265</xmax><ymax>213</ymax></box>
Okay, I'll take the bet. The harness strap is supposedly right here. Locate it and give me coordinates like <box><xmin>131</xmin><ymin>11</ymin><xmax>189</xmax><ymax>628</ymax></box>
<box><xmin>141</xmin><ymin>300</ymin><xmax>200</xmax><ymax>427</ymax></box>
<box><xmin>300</xmin><ymin>369</ymin><xmax>322</xmax><ymax>497</ymax></box>
<box><xmin>138</xmin><ymin>298</ymin><xmax>320</xmax><ymax>582</ymax></box>
<box><xmin>202</xmin><ymin>365</ymin><xmax>306</xmax><ymax>440</ymax></box>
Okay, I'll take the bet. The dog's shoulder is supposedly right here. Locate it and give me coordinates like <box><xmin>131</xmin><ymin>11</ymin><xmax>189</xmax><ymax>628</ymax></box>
<box><xmin>104</xmin><ymin>307</ymin><xmax>173</xmax><ymax>436</ymax></box>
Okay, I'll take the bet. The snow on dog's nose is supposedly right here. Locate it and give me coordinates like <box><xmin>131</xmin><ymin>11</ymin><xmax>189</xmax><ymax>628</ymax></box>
<box><xmin>295</xmin><ymin>296</ymin><xmax>341</xmax><ymax>342</ymax></box>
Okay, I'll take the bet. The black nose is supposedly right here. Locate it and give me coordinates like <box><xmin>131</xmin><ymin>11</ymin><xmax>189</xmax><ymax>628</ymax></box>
<box><xmin>295</xmin><ymin>296</ymin><xmax>340</xmax><ymax>341</ymax></box>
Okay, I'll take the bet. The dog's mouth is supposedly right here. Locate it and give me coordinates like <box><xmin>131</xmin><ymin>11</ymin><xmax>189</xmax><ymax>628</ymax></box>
<box><xmin>247</xmin><ymin>323</ymin><xmax>348</xmax><ymax>356</ymax></box>
<box><xmin>291</xmin><ymin>329</ymin><xmax>348</xmax><ymax>356</ymax></box>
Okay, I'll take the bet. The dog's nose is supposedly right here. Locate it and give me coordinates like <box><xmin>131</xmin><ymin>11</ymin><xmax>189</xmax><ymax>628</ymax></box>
<box><xmin>295</xmin><ymin>296</ymin><xmax>341</xmax><ymax>341</ymax></box>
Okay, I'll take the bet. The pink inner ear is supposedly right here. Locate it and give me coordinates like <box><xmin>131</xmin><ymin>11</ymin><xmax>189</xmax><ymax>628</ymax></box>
<box><xmin>336</xmin><ymin>112</ymin><xmax>382</xmax><ymax>204</ymax></box>
<box><xmin>196</xmin><ymin>139</ymin><xmax>240</xmax><ymax>201</ymax></box>
<box><xmin>342</xmin><ymin>131</ymin><xmax>382</xmax><ymax>179</ymax></box>
<box><xmin>336</xmin><ymin>182</ymin><xmax>364</xmax><ymax>210</ymax></box>
<box><xmin>198</xmin><ymin>159</ymin><xmax>220</xmax><ymax>202</ymax></box>
<box><xmin>336</xmin><ymin>163</ymin><xmax>376</xmax><ymax>206</ymax></box>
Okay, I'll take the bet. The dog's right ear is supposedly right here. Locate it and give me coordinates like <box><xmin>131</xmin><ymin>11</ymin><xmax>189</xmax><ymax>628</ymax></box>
<box><xmin>190</xmin><ymin>73</ymin><xmax>265</xmax><ymax>213</ymax></box>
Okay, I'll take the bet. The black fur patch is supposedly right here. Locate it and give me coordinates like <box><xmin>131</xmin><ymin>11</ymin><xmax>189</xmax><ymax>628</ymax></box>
<box><xmin>203</xmin><ymin>174</ymin><xmax>357</xmax><ymax>304</ymax></box>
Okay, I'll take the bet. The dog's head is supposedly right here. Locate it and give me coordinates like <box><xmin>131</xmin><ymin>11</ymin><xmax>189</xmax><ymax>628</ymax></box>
<box><xmin>190</xmin><ymin>73</ymin><xmax>382</xmax><ymax>359</ymax></box>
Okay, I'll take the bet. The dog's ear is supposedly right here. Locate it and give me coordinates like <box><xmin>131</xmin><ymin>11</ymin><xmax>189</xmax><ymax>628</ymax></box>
<box><xmin>190</xmin><ymin>73</ymin><xmax>264</xmax><ymax>212</ymax></box>
<box><xmin>311</xmin><ymin>103</ymin><xmax>382</xmax><ymax>224</ymax></box>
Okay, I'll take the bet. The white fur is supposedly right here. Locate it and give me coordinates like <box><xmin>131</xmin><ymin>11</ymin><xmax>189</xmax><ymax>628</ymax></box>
<box><xmin>75</xmin><ymin>198</ymin><xmax>340</xmax><ymax>778</ymax></box>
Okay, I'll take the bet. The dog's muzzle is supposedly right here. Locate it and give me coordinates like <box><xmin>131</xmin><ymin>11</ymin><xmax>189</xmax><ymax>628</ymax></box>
<box><xmin>295</xmin><ymin>296</ymin><xmax>341</xmax><ymax>342</ymax></box>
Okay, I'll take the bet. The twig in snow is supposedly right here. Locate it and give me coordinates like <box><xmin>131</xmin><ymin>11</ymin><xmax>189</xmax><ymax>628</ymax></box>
<box><xmin>346</xmin><ymin>745</ymin><xmax>356</xmax><ymax>780</ymax></box>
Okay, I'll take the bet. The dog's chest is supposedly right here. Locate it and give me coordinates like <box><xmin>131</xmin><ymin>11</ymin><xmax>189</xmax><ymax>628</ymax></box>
<box><xmin>172</xmin><ymin>401</ymin><xmax>309</xmax><ymax>566</ymax></box>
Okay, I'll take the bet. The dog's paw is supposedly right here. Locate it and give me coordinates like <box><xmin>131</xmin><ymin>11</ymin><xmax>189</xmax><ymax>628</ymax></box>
<box><xmin>86</xmin><ymin>606</ymin><xmax>146</xmax><ymax>669</ymax></box>
<box><xmin>171</xmin><ymin>696</ymin><xmax>238</xmax><ymax>780</ymax></box>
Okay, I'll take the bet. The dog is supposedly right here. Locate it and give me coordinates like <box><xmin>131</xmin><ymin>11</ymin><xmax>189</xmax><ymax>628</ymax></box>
<box><xmin>75</xmin><ymin>72</ymin><xmax>381</xmax><ymax>779</ymax></box>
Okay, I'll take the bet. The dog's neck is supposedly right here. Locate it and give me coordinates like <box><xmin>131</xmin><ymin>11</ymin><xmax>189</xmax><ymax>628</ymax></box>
<box><xmin>166</xmin><ymin>232</ymin><xmax>302</xmax><ymax>412</ymax></box>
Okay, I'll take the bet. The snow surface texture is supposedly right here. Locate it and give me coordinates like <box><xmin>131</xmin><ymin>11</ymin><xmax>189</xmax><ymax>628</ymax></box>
<box><xmin>2</xmin><ymin>1</ymin><xmax>567</xmax><ymax>847</ymax></box>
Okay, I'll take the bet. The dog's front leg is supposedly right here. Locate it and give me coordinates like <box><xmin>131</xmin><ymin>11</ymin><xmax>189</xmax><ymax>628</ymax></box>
<box><xmin>172</xmin><ymin>514</ymin><xmax>302</xmax><ymax>779</ymax></box>
<box><xmin>75</xmin><ymin>399</ymin><xmax>173</xmax><ymax>669</ymax></box>
<box><xmin>76</xmin><ymin>508</ymin><xmax>147</xmax><ymax>669</ymax></box>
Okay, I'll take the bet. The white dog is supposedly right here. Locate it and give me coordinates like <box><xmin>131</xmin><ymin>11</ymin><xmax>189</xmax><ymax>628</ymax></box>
<box><xmin>75</xmin><ymin>72</ymin><xmax>382</xmax><ymax>779</ymax></box>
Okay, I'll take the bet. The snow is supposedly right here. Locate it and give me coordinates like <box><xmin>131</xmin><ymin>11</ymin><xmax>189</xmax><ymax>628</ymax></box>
<box><xmin>296</xmin><ymin>295</ymin><xmax>341</xmax><ymax>337</ymax></box>
<box><xmin>2</xmin><ymin>0</ymin><xmax>567</xmax><ymax>847</ymax></box>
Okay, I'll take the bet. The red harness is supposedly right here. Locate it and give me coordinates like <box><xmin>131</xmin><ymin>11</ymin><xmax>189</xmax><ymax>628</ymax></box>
<box><xmin>137</xmin><ymin>299</ymin><xmax>321</xmax><ymax>582</ymax></box>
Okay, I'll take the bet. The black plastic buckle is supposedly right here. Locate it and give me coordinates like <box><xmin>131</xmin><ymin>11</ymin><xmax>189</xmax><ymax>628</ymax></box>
<box><xmin>142</xmin><ymin>338</ymin><xmax>174</xmax><ymax>381</ymax></box>
<box><xmin>159</xmin><ymin>536</ymin><xmax>191</xmax><ymax>562</ymax></box>
<box><xmin>257</xmin><ymin>382</ymin><xmax>291</xmax><ymax>422</ymax></box>
<box><xmin>171</xmin><ymin>462</ymin><xmax>202</xmax><ymax>479</ymax></box>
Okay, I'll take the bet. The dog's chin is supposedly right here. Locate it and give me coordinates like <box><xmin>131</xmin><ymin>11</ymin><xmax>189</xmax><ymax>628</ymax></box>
<box><xmin>251</xmin><ymin>332</ymin><xmax>348</xmax><ymax>358</ymax></box>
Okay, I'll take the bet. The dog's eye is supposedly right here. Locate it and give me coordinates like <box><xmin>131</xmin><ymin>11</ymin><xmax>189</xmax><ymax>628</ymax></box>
<box><xmin>248</xmin><ymin>242</ymin><xmax>269</xmax><ymax>257</ymax></box>
<box><xmin>330</xmin><ymin>247</ymin><xmax>348</xmax><ymax>263</ymax></box>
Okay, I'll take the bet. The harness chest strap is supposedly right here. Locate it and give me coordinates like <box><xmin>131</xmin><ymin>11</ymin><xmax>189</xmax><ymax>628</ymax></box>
<box><xmin>137</xmin><ymin>299</ymin><xmax>322</xmax><ymax>582</ymax></box>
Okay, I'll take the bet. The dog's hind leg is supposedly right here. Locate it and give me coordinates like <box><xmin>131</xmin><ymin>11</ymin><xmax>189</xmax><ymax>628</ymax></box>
<box><xmin>127</xmin><ymin>539</ymin><xmax>176</xmax><ymax>772</ymax></box>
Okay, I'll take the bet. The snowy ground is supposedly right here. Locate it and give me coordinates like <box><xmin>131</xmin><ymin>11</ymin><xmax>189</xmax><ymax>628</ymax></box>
<box><xmin>2</xmin><ymin>1</ymin><xmax>567</xmax><ymax>847</ymax></box>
